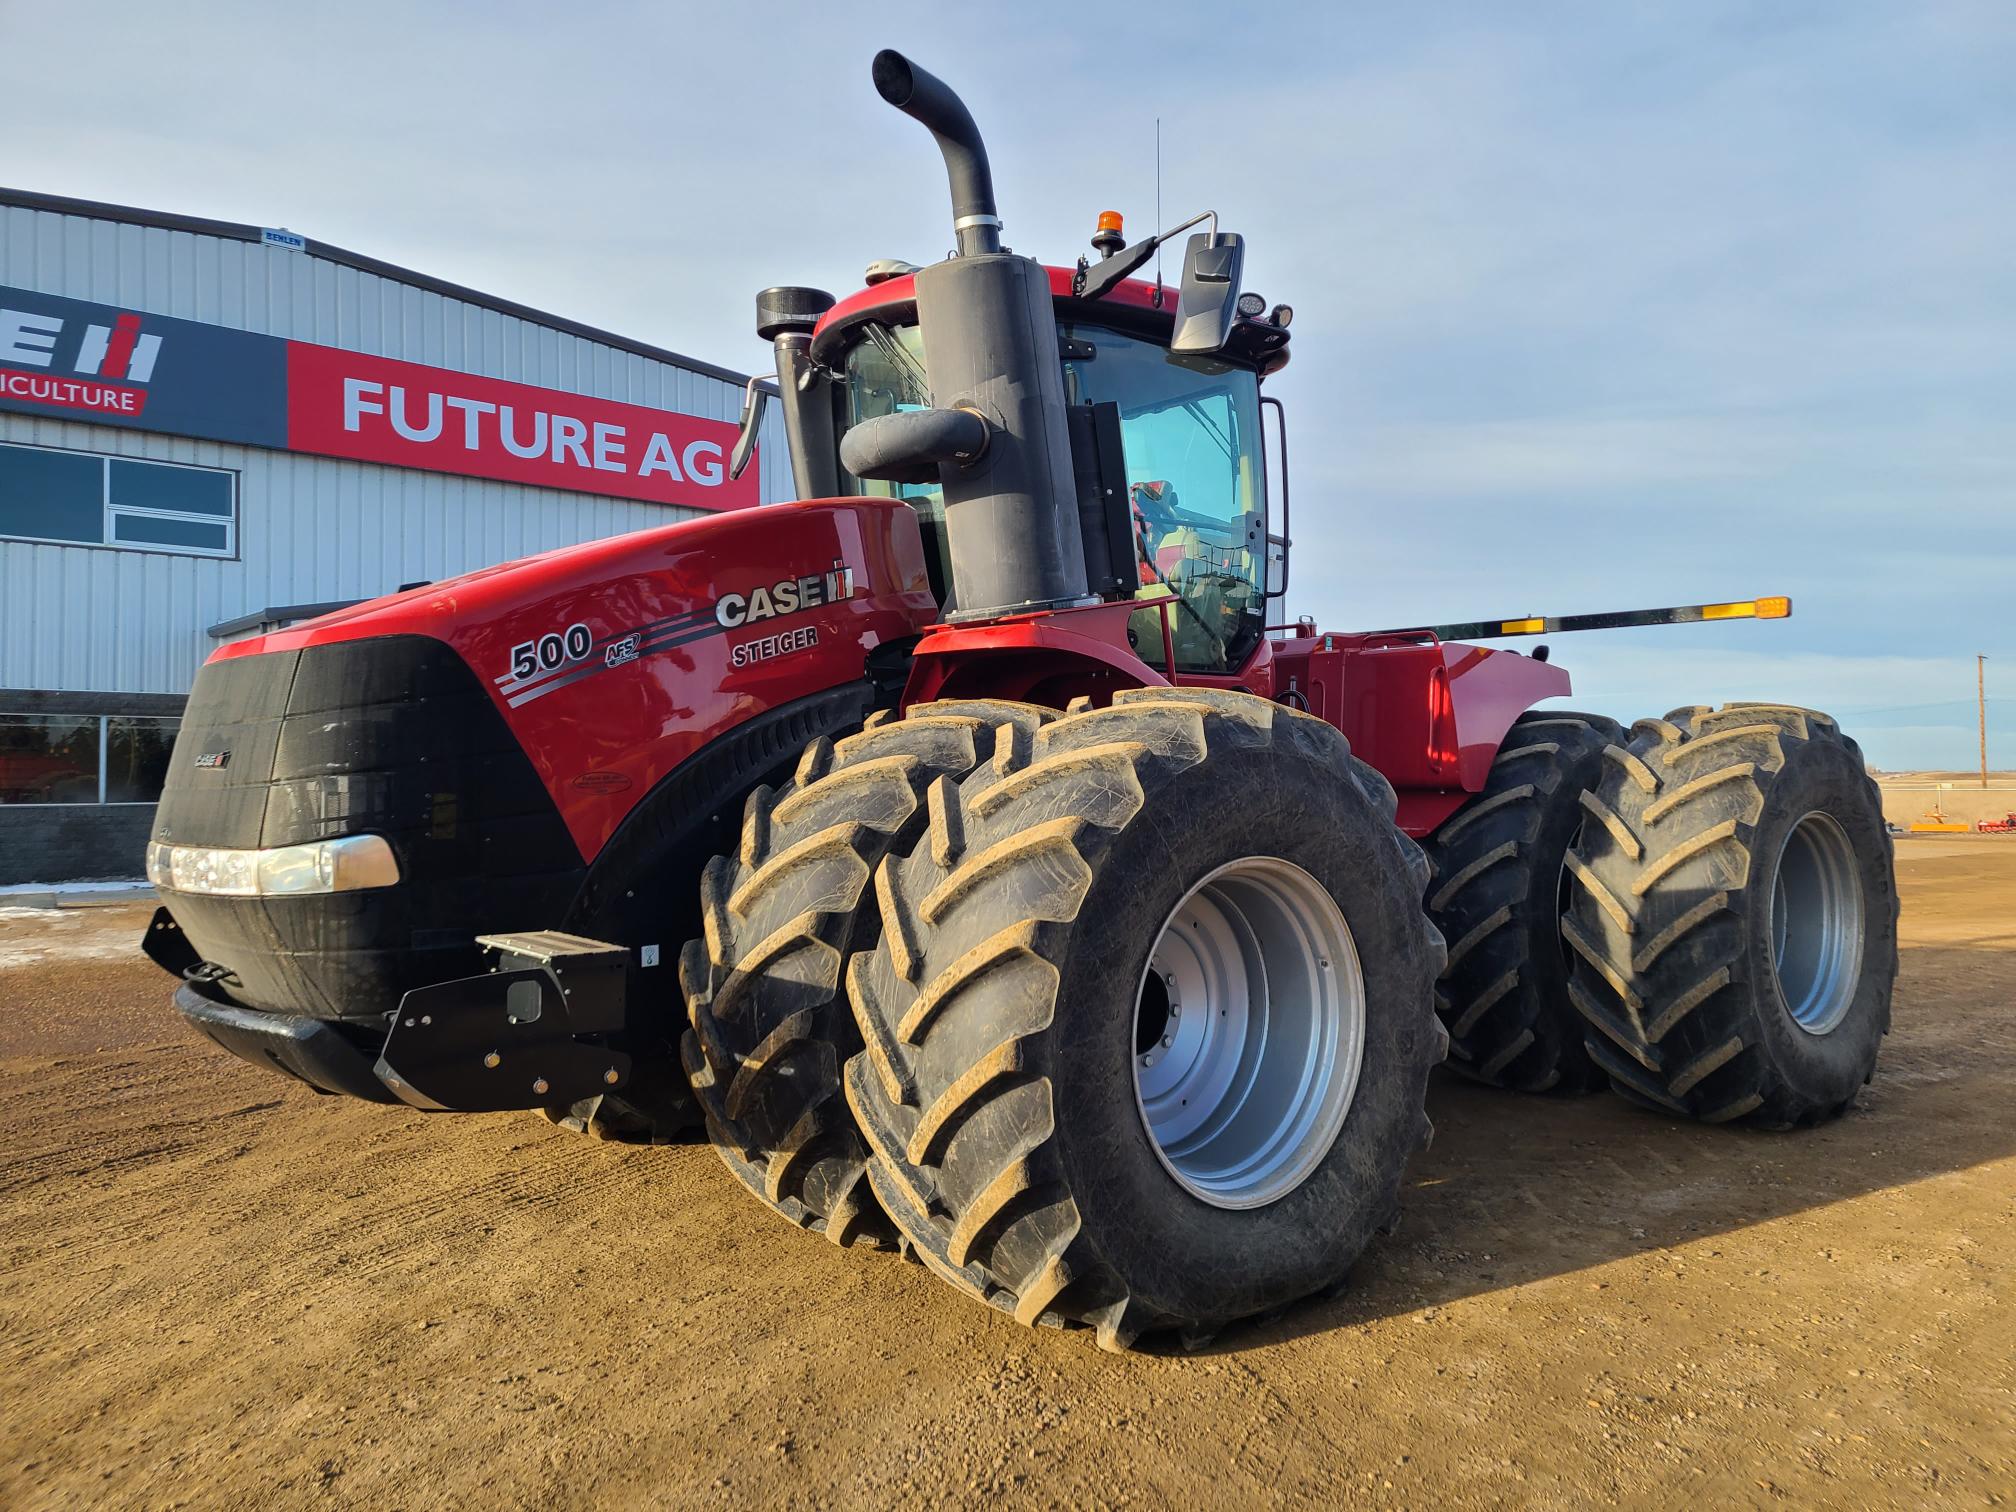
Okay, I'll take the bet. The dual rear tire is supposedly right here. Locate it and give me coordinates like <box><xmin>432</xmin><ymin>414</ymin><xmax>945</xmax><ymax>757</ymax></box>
<box><xmin>1562</xmin><ymin>704</ymin><xmax>1897</xmax><ymax>1125</ymax></box>
<box><xmin>1426</xmin><ymin>702</ymin><xmax>1896</xmax><ymax>1125</ymax></box>
<box><xmin>1423</xmin><ymin>710</ymin><xmax>1621</xmax><ymax>1093</ymax></box>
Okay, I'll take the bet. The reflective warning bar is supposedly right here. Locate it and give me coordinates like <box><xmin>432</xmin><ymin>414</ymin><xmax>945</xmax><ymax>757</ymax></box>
<box><xmin>1388</xmin><ymin>596</ymin><xmax>1793</xmax><ymax>643</ymax></box>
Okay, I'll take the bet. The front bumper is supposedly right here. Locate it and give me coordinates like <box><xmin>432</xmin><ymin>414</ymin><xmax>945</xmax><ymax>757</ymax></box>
<box><xmin>174</xmin><ymin>980</ymin><xmax>399</xmax><ymax>1102</ymax></box>
<box><xmin>162</xmin><ymin>917</ymin><xmax>636</xmax><ymax>1113</ymax></box>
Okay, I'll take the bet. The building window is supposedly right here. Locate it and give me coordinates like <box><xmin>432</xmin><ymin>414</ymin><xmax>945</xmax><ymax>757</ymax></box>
<box><xmin>0</xmin><ymin>442</ymin><xmax>236</xmax><ymax>558</ymax></box>
<box><xmin>0</xmin><ymin>714</ymin><xmax>180</xmax><ymax>805</ymax></box>
<box><xmin>105</xmin><ymin>716</ymin><xmax>179</xmax><ymax>802</ymax></box>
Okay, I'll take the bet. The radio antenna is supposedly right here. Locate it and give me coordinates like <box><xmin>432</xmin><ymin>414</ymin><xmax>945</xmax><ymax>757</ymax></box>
<box><xmin>1154</xmin><ymin>117</ymin><xmax>1164</xmax><ymax>306</ymax></box>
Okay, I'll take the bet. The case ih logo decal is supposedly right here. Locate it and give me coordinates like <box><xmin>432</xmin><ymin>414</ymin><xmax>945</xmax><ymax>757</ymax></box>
<box><xmin>0</xmin><ymin>305</ymin><xmax>167</xmax><ymax>417</ymax></box>
<box><xmin>715</xmin><ymin>565</ymin><xmax>858</xmax><ymax>628</ymax></box>
<box><xmin>192</xmin><ymin>749</ymin><xmax>232</xmax><ymax>770</ymax></box>
<box><xmin>0</xmin><ymin>284</ymin><xmax>756</xmax><ymax>512</ymax></box>
<box><xmin>496</xmin><ymin>564</ymin><xmax>862</xmax><ymax>708</ymax></box>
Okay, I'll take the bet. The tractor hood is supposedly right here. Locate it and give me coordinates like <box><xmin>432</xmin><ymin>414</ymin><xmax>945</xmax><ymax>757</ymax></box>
<box><xmin>192</xmin><ymin>497</ymin><xmax>937</xmax><ymax>864</ymax></box>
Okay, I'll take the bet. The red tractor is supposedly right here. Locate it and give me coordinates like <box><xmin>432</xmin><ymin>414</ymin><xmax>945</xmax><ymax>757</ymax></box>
<box><xmin>143</xmin><ymin>52</ymin><xmax>1898</xmax><ymax>1350</ymax></box>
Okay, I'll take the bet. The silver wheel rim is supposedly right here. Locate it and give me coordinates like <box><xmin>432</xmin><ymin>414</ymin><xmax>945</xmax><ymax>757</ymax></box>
<box><xmin>1769</xmin><ymin>810</ymin><xmax>1864</xmax><ymax>1035</ymax></box>
<box><xmin>1131</xmin><ymin>857</ymin><xmax>1365</xmax><ymax>1210</ymax></box>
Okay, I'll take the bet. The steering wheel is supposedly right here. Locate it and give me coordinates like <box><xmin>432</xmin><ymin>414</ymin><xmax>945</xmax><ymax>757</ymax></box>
<box><xmin>1130</xmin><ymin>479</ymin><xmax>1180</xmax><ymax>532</ymax></box>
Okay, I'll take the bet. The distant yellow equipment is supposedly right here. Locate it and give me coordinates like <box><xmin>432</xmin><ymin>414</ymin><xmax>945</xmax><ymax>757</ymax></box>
<box><xmin>1909</xmin><ymin>804</ymin><xmax>1971</xmax><ymax>833</ymax></box>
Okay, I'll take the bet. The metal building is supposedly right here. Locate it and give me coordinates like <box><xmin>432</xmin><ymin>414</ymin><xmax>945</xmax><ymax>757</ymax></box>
<box><xmin>0</xmin><ymin>188</ymin><xmax>787</xmax><ymax>884</ymax></box>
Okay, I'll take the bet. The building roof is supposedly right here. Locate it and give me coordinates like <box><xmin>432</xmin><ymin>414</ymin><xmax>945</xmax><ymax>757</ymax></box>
<box><xmin>0</xmin><ymin>185</ymin><xmax>758</xmax><ymax>390</ymax></box>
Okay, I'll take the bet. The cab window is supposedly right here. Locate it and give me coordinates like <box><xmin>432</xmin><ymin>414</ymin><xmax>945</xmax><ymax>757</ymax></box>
<box><xmin>836</xmin><ymin>320</ymin><xmax>1269</xmax><ymax>674</ymax></box>
<box><xmin>836</xmin><ymin>322</ymin><xmax>953</xmax><ymax>602</ymax></box>
<box><xmin>1061</xmin><ymin>326</ymin><xmax>1266</xmax><ymax>674</ymax></box>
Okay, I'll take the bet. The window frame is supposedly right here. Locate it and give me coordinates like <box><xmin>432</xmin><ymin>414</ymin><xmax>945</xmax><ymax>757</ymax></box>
<box><xmin>0</xmin><ymin>439</ymin><xmax>239</xmax><ymax>560</ymax></box>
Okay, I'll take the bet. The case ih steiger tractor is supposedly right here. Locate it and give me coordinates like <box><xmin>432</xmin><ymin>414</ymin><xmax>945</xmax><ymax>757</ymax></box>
<box><xmin>143</xmin><ymin>52</ymin><xmax>1898</xmax><ymax>1351</ymax></box>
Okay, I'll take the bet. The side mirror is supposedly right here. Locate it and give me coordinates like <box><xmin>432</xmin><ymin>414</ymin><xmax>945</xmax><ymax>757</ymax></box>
<box><xmin>728</xmin><ymin>376</ymin><xmax>769</xmax><ymax>481</ymax></box>
<box><xmin>1169</xmin><ymin>231</ymin><xmax>1246</xmax><ymax>355</ymax></box>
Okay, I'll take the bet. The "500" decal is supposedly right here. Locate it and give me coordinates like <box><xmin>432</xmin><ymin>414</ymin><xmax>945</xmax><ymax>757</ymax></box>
<box><xmin>508</xmin><ymin>622</ymin><xmax>592</xmax><ymax>681</ymax></box>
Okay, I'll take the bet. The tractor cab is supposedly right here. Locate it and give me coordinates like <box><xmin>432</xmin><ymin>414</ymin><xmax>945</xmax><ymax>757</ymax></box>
<box><xmin>746</xmin><ymin>229</ymin><xmax>1294</xmax><ymax>680</ymax></box>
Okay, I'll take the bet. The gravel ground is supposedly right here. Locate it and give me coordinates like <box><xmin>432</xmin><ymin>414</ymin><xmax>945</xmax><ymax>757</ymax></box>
<box><xmin>1</xmin><ymin>839</ymin><xmax>2011</xmax><ymax>1508</ymax></box>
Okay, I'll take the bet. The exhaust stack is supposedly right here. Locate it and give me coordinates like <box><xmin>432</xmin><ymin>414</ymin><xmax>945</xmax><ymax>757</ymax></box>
<box><xmin>859</xmin><ymin>50</ymin><xmax>1089</xmax><ymax>621</ymax></box>
<box><xmin>871</xmin><ymin>50</ymin><xmax>1001</xmax><ymax>258</ymax></box>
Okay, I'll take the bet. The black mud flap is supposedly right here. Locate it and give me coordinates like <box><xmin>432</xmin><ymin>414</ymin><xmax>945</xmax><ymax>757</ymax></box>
<box><xmin>141</xmin><ymin>906</ymin><xmax>203</xmax><ymax>979</ymax></box>
<box><xmin>374</xmin><ymin>932</ymin><xmax>633</xmax><ymax>1112</ymax></box>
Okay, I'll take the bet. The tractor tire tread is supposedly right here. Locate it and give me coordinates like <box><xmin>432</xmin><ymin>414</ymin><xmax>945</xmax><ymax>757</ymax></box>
<box><xmin>846</xmin><ymin>687</ymin><xmax>1444</xmax><ymax>1350</ymax></box>
<box><xmin>1563</xmin><ymin>703</ymin><xmax>1898</xmax><ymax>1126</ymax></box>
<box><xmin>680</xmin><ymin>698</ymin><xmax>1055</xmax><ymax>1247</ymax></box>
<box><xmin>1424</xmin><ymin>709</ymin><xmax>1623</xmax><ymax>1094</ymax></box>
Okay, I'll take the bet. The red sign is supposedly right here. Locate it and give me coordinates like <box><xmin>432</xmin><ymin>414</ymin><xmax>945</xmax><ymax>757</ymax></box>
<box><xmin>285</xmin><ymin>344</ymin><xmax>758</xmax><ymax>512</ymax></box>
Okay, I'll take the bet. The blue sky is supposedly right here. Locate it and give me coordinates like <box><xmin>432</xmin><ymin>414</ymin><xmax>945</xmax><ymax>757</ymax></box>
<box><xmin>5</xmin><ymin>2</ymin><xmax>2010</xmax><ymax>768</ymax></box>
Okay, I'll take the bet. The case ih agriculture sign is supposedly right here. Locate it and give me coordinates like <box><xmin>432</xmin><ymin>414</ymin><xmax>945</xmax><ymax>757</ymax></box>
<box><xmin>0</xmin><ymin>285</ymin><xmax>756</xmax><ymax>511</ymax></box>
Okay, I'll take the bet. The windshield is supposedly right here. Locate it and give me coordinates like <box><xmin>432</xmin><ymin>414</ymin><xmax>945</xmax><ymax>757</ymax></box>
<box><xmin>837</xmin><ymin>320</ymin><xmax>1267</xmax><ymax>672</ymax></box>
<box><xmin>1061</xmin><ymin>327</ymin><xmax>1266</xmax><ymax>673</ymax></box>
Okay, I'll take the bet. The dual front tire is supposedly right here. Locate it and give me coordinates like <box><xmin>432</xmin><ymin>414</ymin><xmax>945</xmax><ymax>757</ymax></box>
<box><xmin>844</xmin><ymin>689</ymin><xmax>1446</xmax><ymax>1347</ymax></box>
<box><xmin>685</xmin><ymin>687</ymin><xmax>1446</xmax><ymax>1348</ymax></box>
<box><xmin>1562</xmin><ymin>704</ymin><xmax>1897</xmax><ymax>1125</ymax></box>
<box><xmin>675</xmin><ymin>700</ymin><xmax>1054</xmax><ymax>1248</ymax></box>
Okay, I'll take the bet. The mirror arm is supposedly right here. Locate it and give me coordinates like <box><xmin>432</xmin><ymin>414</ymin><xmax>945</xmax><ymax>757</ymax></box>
<box><xmin>1076</xmin><ymin>211</ymin><xmax>1220</xmax><ymax>302</ymax></box>
<box><xmin>728</xmin><ymin>375</ymin><xmax>769</xmax><ymax>482</ymax></box>
<box><xmin>1158</xmin><ymin>209</ymin><xmax>1217</xmax><ymax>243</ymax></box>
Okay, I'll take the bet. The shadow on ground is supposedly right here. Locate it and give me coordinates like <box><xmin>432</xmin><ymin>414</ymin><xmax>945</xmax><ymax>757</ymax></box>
<box><xmin>1176</xmin><ymin>934</ymin><xmax>2015</xmax><ymax>1353</ymax></box>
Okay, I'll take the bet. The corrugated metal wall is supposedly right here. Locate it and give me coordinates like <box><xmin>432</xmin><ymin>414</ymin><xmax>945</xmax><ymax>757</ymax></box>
<box><xmin>0</xmin><ymin>202</ymin><xmax>791</xmax><ymax>696</ymax></box>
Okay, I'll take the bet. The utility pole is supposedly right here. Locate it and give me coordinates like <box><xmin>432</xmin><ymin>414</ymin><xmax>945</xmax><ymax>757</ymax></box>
<box><xmin>1981</xmin><ymin>654</ymin><xmax>1990</xmax><ymax>788</ymax></box>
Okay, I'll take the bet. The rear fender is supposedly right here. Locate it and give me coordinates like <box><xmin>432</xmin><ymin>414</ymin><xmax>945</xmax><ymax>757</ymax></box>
<box><xmin>1270</xmin><ymin>635</ymin><xmax>1572</xmax><ymax>835</ymax></box>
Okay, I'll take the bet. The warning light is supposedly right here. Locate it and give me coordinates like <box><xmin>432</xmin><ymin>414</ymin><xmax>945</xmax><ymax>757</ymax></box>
<box><xmin>1702</xmin><ymin>596</ymin><xmax>1794</xmax><ymax>622</ymax></box>
<box><xmin>1091</xmin><ymin>210</ymin><xmax>1126</xmax><ymax>258</ymax></box>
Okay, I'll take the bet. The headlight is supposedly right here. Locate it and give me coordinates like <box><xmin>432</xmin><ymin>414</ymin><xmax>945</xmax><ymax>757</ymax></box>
<box><xmin>145</xmin><ymin>835</ymin><xmax>401</xmax><ymax>897</ymax></box>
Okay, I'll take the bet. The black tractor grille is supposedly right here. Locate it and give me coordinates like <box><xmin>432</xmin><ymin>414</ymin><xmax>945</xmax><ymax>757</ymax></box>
<box><xmin>154</xmin><ymin>635</ymin><xmax>583</xmax><ymax>1019</ymax></box>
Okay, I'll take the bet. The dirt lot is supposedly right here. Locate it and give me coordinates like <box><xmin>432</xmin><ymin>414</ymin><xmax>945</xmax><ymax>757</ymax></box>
<box><xmin>2</xmin><ymin>842</ymin><xmax>2012</xmax><ymax>1510</ymax></box>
